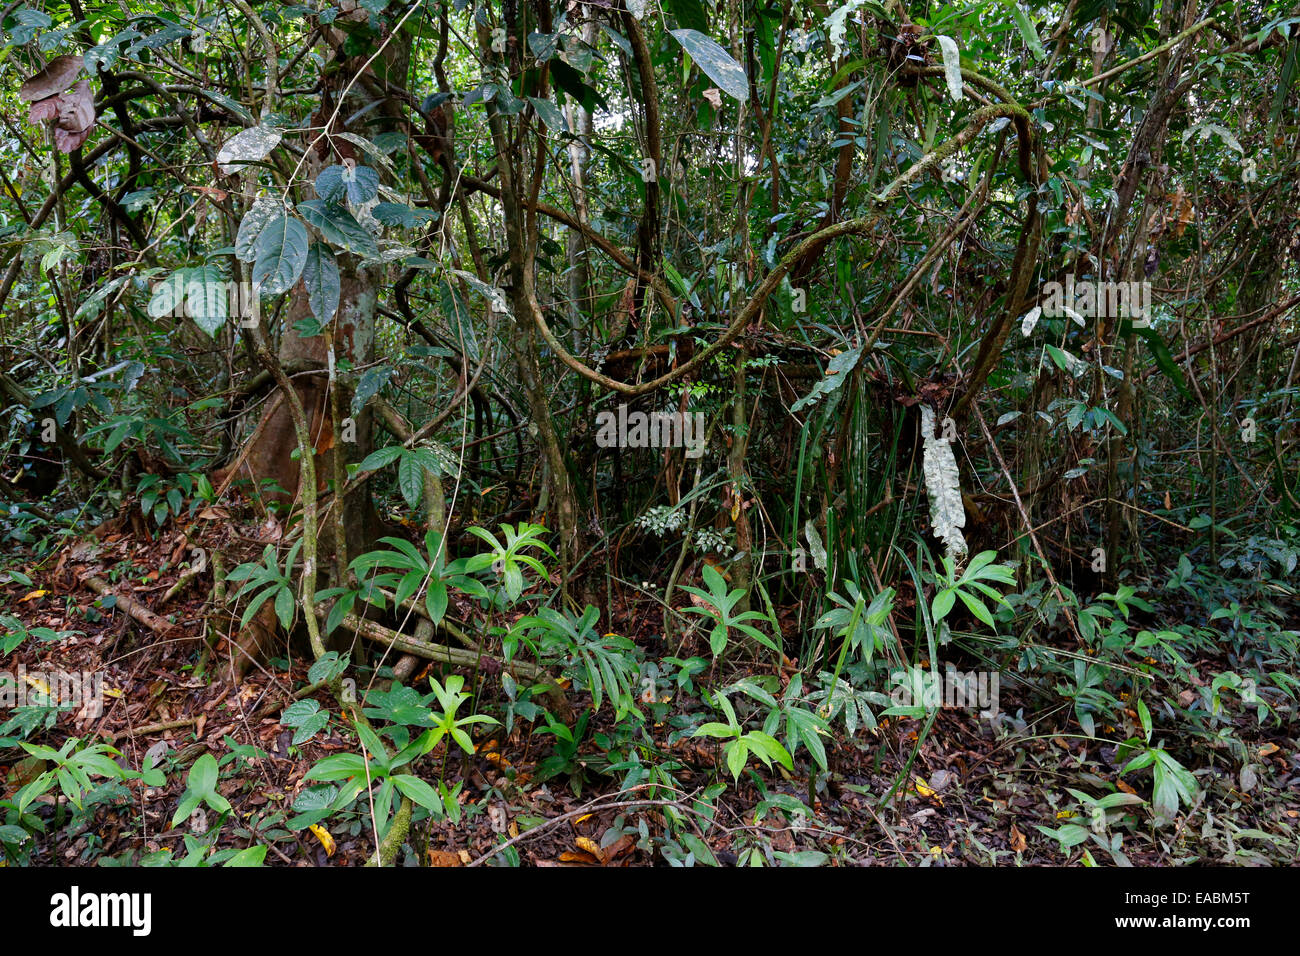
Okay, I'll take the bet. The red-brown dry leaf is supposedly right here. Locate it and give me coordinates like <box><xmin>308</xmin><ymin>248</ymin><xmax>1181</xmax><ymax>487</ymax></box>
<box><xmin>20</xmin><ymin>55</ymin><xmax>82</xmax><ymax>102</ymax></box>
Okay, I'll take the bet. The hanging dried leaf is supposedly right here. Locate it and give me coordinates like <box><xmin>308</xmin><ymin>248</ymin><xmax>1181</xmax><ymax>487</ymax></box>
<box><xmin>920</xmin><ymin>405</ymin><xmax>967</xmax><ymax>560</ymax></box>
<box><xmin>20</xmin><ymin>55</ymin><xmax>82</xmax><ymax>102</ymax></box>
<box><xmin>27</xmin><ymin>97</ymin><xmax>59</xmax><ymax>124</ymax></box>
<box><xmin>53</xmin><ymin>81</ymin><xmax>95</xmax><ymax>153</ymax></box>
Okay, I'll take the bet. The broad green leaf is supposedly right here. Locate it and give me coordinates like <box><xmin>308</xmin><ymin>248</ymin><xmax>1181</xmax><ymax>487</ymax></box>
<box><xmin>252</xmin><ymin>215</ymin><xmax>309</xmax><ymax>295</ymax></box>
<box><xmin>299</xmin><ymin>200</ymin><xmax>379</xmax><ymax>259</ymax></box>
<box><xmin>303</xmin><ymin>241</ymin><xmax>340</xmax><ymax>323</ymax></box>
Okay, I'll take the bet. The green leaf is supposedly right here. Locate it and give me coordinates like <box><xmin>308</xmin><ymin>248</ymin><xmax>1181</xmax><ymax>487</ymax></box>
<box><xmin>1011</xmin><ymin>6</ymin><xmax>1047</xmax><ymax>61</ymax></box>
<box><xmin>1132</xmin><ymin>325</ymin><xmax>1191</xmax><ymax>399</ymax></box>
<box><xmin>224</xmin><ymin>844</ymin><xmax>268</xmax><ymax>866</ymax></box>
<box><xmin>190</xmin><ymin>753</ymin><xmax>219</xmax><ymax>798</ymax></box>
<box><xmin>302</xmin><ymin>241</ymin><xmax>340</xmax><ymax>323</ymax></box>
<box><xmin>791</xmin><ymin>347</ymin><xmax>861</xmax><ymax>413</ymax></box>
<box><xmin>670</xmin><ymin>29</ymin><xmax>748</xmax><ymax>102</ymax></box>
<box><xmin>299</xmin><ymin>200</ymin><xmax>380</xmax><ymax>259</ymax></box>
<box><xmin>315</xmin><ymin>164</ymin><xmax>380</xmax><ymax>205</ymax></box>
<box><xmin>252</xmin><ymin>215</ymin><xmax>309</xmax><ymax>295</ymax></box>
<box><xmin>527</xmin><ymin>96</ymin><xmax>568</xmax><ymax>132</ymax></box>
<box><xmin>931</xmin><ymin>587</ymin><xmax>956</xmax><ymax>622</ymax></box>
<box><xmin>725</xmin><ymin>739</ymin><xmax>748</xmax><ymax>780</ymax></box>
<box><xmin>358</xmin><ymin>445</ymin><xmax>404</xmax><ymax>472</ymax></box>
<box><xmin>391</xmin><ymin>773</ymin><xmax>443</xmax><ymax>812</ymax></box>
<box><xmin>663</xmin><ymin>0</ymin><xmax>708</xmax><ymax>33</ymax></box>
<box><xmin>397</xmin><ymin>451</ymin><xmax>425</xmax><ymax>509</ymax></box>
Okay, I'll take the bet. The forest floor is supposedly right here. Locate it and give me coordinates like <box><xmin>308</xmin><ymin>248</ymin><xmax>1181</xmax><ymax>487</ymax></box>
<box><xmin>2</xmin><ymin>513</ymin><xmax>1297</xmax><ymax>867</ymax></box>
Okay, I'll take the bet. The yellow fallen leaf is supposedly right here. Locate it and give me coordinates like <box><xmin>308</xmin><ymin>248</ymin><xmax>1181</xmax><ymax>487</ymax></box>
<box><xmin>575</xmin><ymin>813</ymin><xmax>594</xmax><ymax>824</ymax></box>
<box><xmin>1258</xmin><ymin>743</ymin><xmax>1280</xmax><ymax>758</ymax></box>
<box><xmin>575</xmin><ymin>836</ymin><xmax>605</xmax><ymax>863</ymax></box>
<box><xmin>914</xmin><ymin>778</ymin><xmax>937</xmax><ymax>799</ymax></box>
<box><xmin>23</xmin><ymin>674</ymin><xmax>50</xmax><ymax>695</ymax></box>
<box><xmin>309</xmin><ymin>824</ymin><xmax>336</xmax><ymax>857</ymax></box>
<box><xmin>1057</xmin><ymin>809</ymin><xmax>1077</xmax><ymax>819</ymax></box>
<box><xmin>19</xmin><ymin>590</ymin><xmax>47</xmax><ymax>602</ymax></box>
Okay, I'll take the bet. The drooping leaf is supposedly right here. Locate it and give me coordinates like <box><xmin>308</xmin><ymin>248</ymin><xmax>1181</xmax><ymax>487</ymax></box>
<box><xmin>251</xmin><ymin>215</ymin><xmax>309</xmax><ymax>295</ymax></box>
<box><xmin>235</xmin><ymin>197</ymin><xmax>286</xmax><ymax>262</ymax></box>
<box><xmin>20</xmin><ymin>55</ymin><xmax>82</xmax><ymax>101</ymax></box>
<box><xmin>935</xmin><ymin>35</ymin><xmax>964</xmax><ymax>102</ymax></box>
<box><xmin>52</xmin><ymin>80</ymin><xmax>95</xmax><ymax>152</ymax></box>
<box><xmin>920</xmin><ymin>405</ymin><xmax>967</xmax><ymax>561</ymax></box>
<box><xmin>1011</xmin><ymin>6</ymin><xmax>1047</xmax><ymax>61</ymax></box>
<box><xmin>397</xmin><ymin>451</ymin><xmax>425</xmax><ymax>508</ymax></box>
<box><xmin>302</xmin><ymin>241</ymin><xmax>340</xmax><ymax>324</ymax></box>
<box><xmin>527</xmin><ymin>96</ymin><xmax>568</xmax><ymax>132</ymax></box>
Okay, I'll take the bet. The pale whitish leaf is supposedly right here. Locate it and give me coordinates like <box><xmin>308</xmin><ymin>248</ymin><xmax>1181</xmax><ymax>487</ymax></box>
<box><xmin>1020</xmin><ymin>305</ymin><xmax>1041</xmax><ymax>336</ymax></box>
<box><xmin>825</xmin><ymin>1</ymin><xmax>864</xmax><ymax>60</ymax></box>
<box><xmin>302</xmin><ymin>242</ymin><xmax>340</xmax><ymax>324</ymax></box>
<box><xmin>920</xmin><ymin>406</ymin><xmax>967</xmax><ymax>560</ymax></box>
<box><xmin>996</xmin><ymin>411</ymin><xmax>1021</xmax><ymax>427</ymax></box>
<box><xmin>670</xmin><ymin>29</ymin><xmax>749</xmax><ymax>102</ymax></box>
<box><xmin>252</xmin><ymin>215</ymin><xmax>308</xmax><ymax>295</ymax></box>
<box><xmin>216</xmin><ymin>125</ymin><xmax>282</xmax><ymax>175</ymax></box>
<box><xmin>452</xmin><ymin>269</ymin><xmax>510</xmax><ymax>315</ymax></box>
<box><xmin>935</xmin><ymin>35</ymin><xmax>964</xmax><ymax>102</ymax></box>
<box><xmin>235</xmin><ymin>197</ymin><xmax>286</xmax><ymax>262</ymax></box>
<box><xmin>804</xmin><ymin>520</ymin><xmax>827</xmax><ymax>571</ymax></box>
<box><xmin>791</xmin><ymin>347</ymin><xmax>862</xmax><ymax>413</ymax></box>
